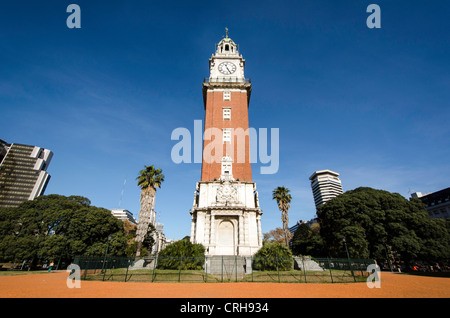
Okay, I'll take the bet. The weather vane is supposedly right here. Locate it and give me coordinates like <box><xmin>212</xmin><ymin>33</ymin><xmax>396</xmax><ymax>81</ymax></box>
<box><xmin>225</xmin><ymin>27</ymin><xmax>229</xmax><ymax>38</ymax></box>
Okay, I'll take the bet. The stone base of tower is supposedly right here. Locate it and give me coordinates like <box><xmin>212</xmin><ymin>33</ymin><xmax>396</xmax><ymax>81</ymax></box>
<box><xmin>189</xmin><ymin>178</ymin><xmax>263</xmax><ymax>257</ymax></box>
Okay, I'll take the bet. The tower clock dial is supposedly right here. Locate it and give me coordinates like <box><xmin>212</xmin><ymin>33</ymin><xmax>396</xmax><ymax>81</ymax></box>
<box><xmin>218</xmin><ymin>62</ymin><xmax>236</xmax><ymax>75</ymax></box>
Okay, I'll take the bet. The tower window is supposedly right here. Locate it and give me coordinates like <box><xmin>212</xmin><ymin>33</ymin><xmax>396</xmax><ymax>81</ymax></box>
<box><xmin>225</xmin><ymin>44</ymin><xmax>229</xmax><ymax>51</ymax></box>
<box><xmin>223</xmin><ymin>107</ymin><xmax>231</xmax><ymax>120</ymax></box>
<box><xmin>223</xmin><ymin>164</ymin><xmax>231</xmax><ymax>174</ymax></box>
<box><xmin>223</xmin><ymin>91</ymin><xmax>231</xmax><ymax>100</ymax></box>
<box><xmin>221</xmin><ymin>156</ymin><xmax>233</xmax><ymax>177</ymax></box>
<box><xmin>223</xmin><ymin>128</ymin><xmax>231</xmax><ymax>143</ymax></box>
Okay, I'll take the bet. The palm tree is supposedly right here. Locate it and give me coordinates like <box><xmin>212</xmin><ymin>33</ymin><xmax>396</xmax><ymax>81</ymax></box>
<box><xmin>135</xmin><ymin>165</ymin><xmax>165</xmax><ymax>258</ymax></box>
<box><xmin>272</xmin><ymin>186</ymin><xmax>292</xmax><ymax>247</ymax></box>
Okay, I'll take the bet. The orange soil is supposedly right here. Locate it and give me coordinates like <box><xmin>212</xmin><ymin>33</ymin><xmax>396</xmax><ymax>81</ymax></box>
<box><xmin>0</xmin><ymin>271</ymin><xmax>449</xmax><ymax>298</ymax></box>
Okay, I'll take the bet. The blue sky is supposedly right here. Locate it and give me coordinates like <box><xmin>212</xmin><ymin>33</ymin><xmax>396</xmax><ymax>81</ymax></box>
<box><xmin>1</xmin><ymin>0</ymin><xmax>449</xmax><ymax>240</ymax></box>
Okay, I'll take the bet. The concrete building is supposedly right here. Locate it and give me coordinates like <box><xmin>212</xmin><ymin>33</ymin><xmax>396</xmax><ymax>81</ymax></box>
<box><xmin>411</xmin><ymin>188</ymin><xmax>450</xmax><ymax>220</ymax></box>
<box><xmin>309</xmin><ymin>170</ymin><xmax>343</xmax><ymax>209</ymax></box>
<box><xmin>0</xmin><ymin>139</ymin><xmax>53</xmax><ymax>208</ymax></box>
<box><xmin>110</xmin><ymin>208</ymin><xmax>137</xmax><ymax>225</ymax></box>
<box><xmin>154</xmin><ymin>222</ymin><xmax>167</xmax><ymax>254</ymax></box>
<box><xmin>190</xmin><ymin>31</ymin><xmax>263</xmax><ymax>257</ymax></box>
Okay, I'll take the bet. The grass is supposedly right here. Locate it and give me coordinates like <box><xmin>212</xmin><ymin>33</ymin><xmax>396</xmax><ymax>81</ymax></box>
<box><xmin>0</xmin><ymin>270</ymin><xmax>54</xmax><ymax>276</ymax></box>
<box><xmin>81</xmin><ymin>267</ymin><xmax>369</xmax><ymax>283</ymax></box>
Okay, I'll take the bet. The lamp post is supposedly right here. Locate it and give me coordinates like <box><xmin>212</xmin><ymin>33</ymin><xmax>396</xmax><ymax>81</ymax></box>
<box><xmin>101</xmin><ymin>234</ymin><xmax>112</xmax><ymax>273</ymax></box>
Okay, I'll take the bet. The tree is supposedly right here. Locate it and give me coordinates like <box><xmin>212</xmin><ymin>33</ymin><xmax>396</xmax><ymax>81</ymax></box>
<box><xmin>135</xmin><ymin>165</ymin><xmax>165</xmax><ymax>258</ymax></box>
<box><xmin>263</xmin><ymin>228</ymin><xmax>286</xmax><ymax>245</ymax></box>
<box><xmin>157</xmin><ymin>238</ymin><xmax>205</xmax><ymax>270</ymax></box>
<box><xmin>317</xmin><ymin>187</ymin><xmax>450</xmax><ymax>263</ymax></box>
<box><xmin>0</xmin><ymin>195</ymin><xmax>128</xmax><ymax>266</ymax></box>
<box><xmin>253</xmin><ymin>242</ymin><xmax>293</xmax><ymax>271</ymax></box>
<box><xmin>291</xmin><ymin>223</ymin><xmax>325</xmax><ymax>256</ymax></box>
<box><xmin>272</xmin><ymin>186</ymin><xmax>292</xmax><ymax>247</ymax></box>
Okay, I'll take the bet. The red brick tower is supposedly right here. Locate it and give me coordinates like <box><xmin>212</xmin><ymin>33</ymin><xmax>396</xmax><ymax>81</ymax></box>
<box><xmin>201</xmin><ymin>30</ymin><xmax>252</xmax><ymax>182</ymax></box>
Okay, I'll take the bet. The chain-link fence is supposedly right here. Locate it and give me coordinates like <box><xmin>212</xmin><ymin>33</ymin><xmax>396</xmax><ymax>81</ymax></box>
<box><xmin>74</xmin><ymin>255</ymin><xmax>375</xmax><ymax>283</ymax></box>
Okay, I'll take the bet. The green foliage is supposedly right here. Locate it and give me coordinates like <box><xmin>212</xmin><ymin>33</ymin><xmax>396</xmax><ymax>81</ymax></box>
<box><xmin>136</xmin><ymin>165</ymin><xmax>165</xmax><ymax>190</ymax></box>
<box><xmin>253</xmin><ymin>242</ymin><xmax>293</xmax><ymax>271</ymax></box>
<box><xmin>157</xmin><ymin>238</ymin><xmax>205</xmax><ymax>270</ymax></box>
<box><xmin>291</xmin><ymin>223</ymin><xmax>325</xmax><ymax>256</ymax></box>
<box><xmin>0</xmin><ymin>194</ymin><xmax>128</xmax><ymax>265</ymax></box>
<box><xmin>272</xmin><ymin>187</ymin><xmax>292</xmax><ymax>207</ymax></box>
<box><xmin>142</xmin><ymin>223</ymin><xmax>156</xmax><ymax>251</ymax></box>
<box><xmin>317</xmin><ymin>187</ymin><xmax>450</xmax><ymax>262</ymax></box>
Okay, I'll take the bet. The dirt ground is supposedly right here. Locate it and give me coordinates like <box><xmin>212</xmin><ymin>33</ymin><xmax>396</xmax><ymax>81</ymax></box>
<box><xmin>0</xmin><ymin>271</ymin><xmax>449</xmax><ymax>298</ymax></box>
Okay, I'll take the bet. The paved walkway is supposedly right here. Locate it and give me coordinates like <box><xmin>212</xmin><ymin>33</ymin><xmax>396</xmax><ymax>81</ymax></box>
<box><xmin>0</xmin><ymin>271</ymin><xmax>449</xmax><ymax>298</ymax></box>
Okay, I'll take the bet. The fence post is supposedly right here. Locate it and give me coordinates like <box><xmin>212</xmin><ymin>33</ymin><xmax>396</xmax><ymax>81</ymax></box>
<box><xmin>235</xmin><ymin>256</ymin><xmax>238</xmax><ymax>282</ymax></box>
<box><xmin>276</xmin><ymin>256</ymin><xmax>280</xmax><ymax>283</ymax></box>
<box><xmin>204</xmin><ymin>256</ymin><xmax>208</xmax><ymax>283</ymax></box>
<box><xmin>251</xmin><ymin>256</ymin><xmax>254</xmax><ymax>282</ymax></box>
<box><xmin>302</xmin><ymin>256</ymin><xmax>307</xmax><ymax>283</ymax></box>
<box><xmin>327</xmin><ymin>258</ymin><xmax>334</xmax><ymax>283</ymax></box>
<box><xmin>348</xmin><ymin>258</ymin><xmax>356</xmax><ymax>282</ymax></box>
<box><xmin>124</xmin><ymin>259</ymin><xmax>130</xmax><ymax>282</ymax></box>
<box><xmin>178</xmin><ymin>256</ymin><xmax>182</xmax><ymax>282</ymax></box>
<box><xmin>221</xmin><ymin>256</ymin><xmax>224</xmax><ymax>283</ymax></box>
<box><xmin>152</xmin><ymin>255</ymin><xmax>158</xmax><ymax>282</ymax></box>
<box><xmin>83</xmin><ymin>259</ymin><xmax>88</xmax><ymax>280</ymax></box>
<box><xmin>102</xmin><ymin>257</ymin><xmax>107</xmax><ymax>281</ymax></box>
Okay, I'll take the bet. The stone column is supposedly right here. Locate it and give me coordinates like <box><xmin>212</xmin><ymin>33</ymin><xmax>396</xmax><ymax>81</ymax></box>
<box><xmin>238</xmin><ymin>215</ymin><xmax>244</xmax><ymax>245</ymax></box>
<box><xmin>190</xmin><ymin>213</ymin><xmax>196</xmax><ymax>243</ymax></box>
<box><xmin>210</xmin><ymin>214</ymin><xmax>215</xmax><ymax>245</ymax></box>
<box><xmin>244</xmin><ymin>213</ymin><xmax>249</xmax><ymax>245</ymax></box>
<box><xmin>257</xmin><ymin>214</ymin><xmax>262</xmax><ymax>247</ymax></box>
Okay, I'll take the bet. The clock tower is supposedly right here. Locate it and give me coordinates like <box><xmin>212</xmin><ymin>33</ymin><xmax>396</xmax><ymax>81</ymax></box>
<box><xmin>190</xmin><ymin>30</ymin><xmax>263</xmax><ymax>258</ymax></box>
<box><xmin>201</xmin><ymin>29</ymin><xmax>252</xmax><ymax>182</ymax></box>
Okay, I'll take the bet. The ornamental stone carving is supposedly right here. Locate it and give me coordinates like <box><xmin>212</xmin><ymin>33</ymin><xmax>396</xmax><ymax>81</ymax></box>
<box><xmin>216</xmin><ymin>180</ymin><xmax>239</xmax><ymax>205</ymax></box>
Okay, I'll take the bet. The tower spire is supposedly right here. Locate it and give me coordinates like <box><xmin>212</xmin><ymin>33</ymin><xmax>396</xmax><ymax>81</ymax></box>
<box><xmin>225</xmin><ymin>27</ymin><xmax>229</xmax><ymax>38</ymax></box>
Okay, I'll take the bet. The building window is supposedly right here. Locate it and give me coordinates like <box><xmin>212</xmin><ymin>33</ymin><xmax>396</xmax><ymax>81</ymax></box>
<box><xmin>223</xmin><ymin>107</ymin><xmax>231</xmax><ymax>120</ymax></box>
<box><xmin>221</xmin><ymin>156</ymin><xmax>233</xmax><ymax>177</ymax></box>
<box><xmin>223</xmin><ymin>128</ymin><xmax>231</xmax><ymax>143</ymax></box>
<box><xmin>223</xmin><ymin>91</ymin><xmax>231</xmax><ymax>101</ymax></box>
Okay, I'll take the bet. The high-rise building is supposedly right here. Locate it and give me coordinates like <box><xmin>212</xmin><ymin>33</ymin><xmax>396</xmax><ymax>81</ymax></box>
<box><xmin>189</xmin><ymin>30</ymin><xmax>263</xmax><ymax>256</ymax></box>
<box><xmin>0</xmin><ymin>139</ymin><xmax>53</xmax><ymax>208</ymax></box>
<box><xmin>309</xmin><ymin>170</ymin><xmax>343</xmax><ymax>208</ymax></box>
<box><xmin>110</xmin><ymin>208</ymin><xmax>137</xmax><ymax>225</ymax></box>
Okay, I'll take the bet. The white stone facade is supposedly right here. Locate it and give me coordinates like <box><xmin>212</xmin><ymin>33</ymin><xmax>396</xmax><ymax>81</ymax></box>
<box><xmin>190</xmin><ymin>176</ymin><xmax>263</xmax><ymax>256</ymax></box>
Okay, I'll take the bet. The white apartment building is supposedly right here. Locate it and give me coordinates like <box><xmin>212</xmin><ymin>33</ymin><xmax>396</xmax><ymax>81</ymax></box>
<box><xmin>309</xmin><ymin>170</ymin><xmax>343</xmax><ymax>208</ymax></box>
<box><xmin>110</xmin><ymin>209</ymin><xmax>137</xmax><ymax>225</ymax></box>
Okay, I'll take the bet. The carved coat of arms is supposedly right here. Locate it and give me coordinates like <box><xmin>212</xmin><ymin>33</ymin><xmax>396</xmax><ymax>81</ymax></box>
<box><xmin>216</xmin><ymin>180</ymin><xmax>239</xmax><ymax>204</ymax></box>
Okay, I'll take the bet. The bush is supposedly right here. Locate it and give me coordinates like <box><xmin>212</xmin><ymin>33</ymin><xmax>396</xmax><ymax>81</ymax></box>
<box><xmin>157</xmin><ymin>239</ymin><xmax>205</xmax><ymax>270</ymax></box>
<box><xmin>253</xmin><ymin>243</ymin><xmax>293</xmax><ymax>271</ymax></box>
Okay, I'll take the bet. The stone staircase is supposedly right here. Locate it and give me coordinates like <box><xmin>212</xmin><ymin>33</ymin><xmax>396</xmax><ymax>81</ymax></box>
<box><xmin>293</xmin><ymin>256</ymin><xmax>325</xmax><ymax>271</ymax></box>
<box><xmin>205</xmin><ymin>256</ymin><xmax>249</xmax><ymax>280</ymax></box>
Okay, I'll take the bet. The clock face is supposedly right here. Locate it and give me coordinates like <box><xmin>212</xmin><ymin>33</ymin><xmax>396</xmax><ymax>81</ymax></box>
<box><xmin>218</xmin><ymin>62</ymin><xmax>236</xmax><ymax>75</ymax></box>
